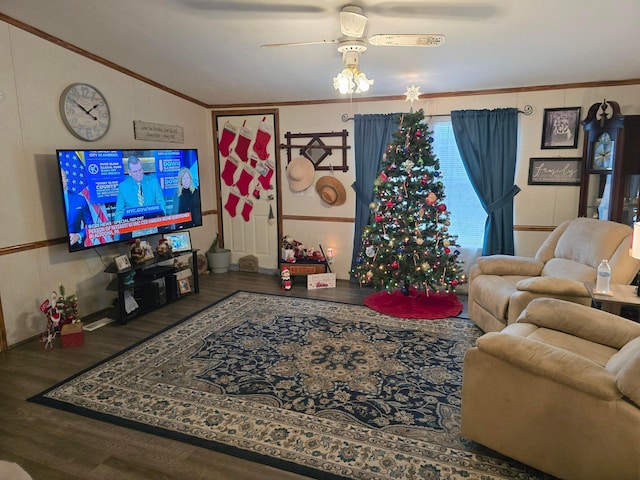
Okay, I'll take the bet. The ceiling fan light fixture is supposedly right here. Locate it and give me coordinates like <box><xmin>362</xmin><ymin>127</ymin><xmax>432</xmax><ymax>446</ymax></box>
<box><xmin>333</xmin><ymin>68</ymin><xmax>355</xmax><ymax>95</ymax></box>
<box><xmin>354</xmin><ymin>70</ymin><xmax>373</xmax><ymax>93</ymax></box>
<box><xmin>333</xmin><ymin>66</ymin><xmax>373</xmax><ymax>95</ymax></box>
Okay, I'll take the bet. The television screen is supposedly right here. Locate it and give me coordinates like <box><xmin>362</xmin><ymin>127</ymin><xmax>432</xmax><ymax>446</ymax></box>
<box><xmin>56</xmin><ymin>148</ymin><xmax>202</xmax><ymax>252</ymax></box>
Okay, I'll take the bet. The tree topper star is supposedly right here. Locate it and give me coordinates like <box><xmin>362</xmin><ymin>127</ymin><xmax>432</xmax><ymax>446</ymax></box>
<box><xmin>404</xmin><ymin>84</ymin><xmax>421</xmax><ymax>104</ymax></box>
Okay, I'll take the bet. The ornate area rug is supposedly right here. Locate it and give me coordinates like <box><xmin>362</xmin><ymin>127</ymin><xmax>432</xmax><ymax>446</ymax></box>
<box><xmin>29</xmin><ymin>291</ymin><xmax>545</xmax><ymax>479</ymax></box>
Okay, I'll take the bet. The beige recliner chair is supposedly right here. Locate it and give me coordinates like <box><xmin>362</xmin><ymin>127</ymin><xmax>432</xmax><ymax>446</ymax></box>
<box><xmin>468</xmin><ymin>217</ymin><xmax>640</xmax><ymax>332</ymax></box>
<box><xmin>461</xmin><ymin>297</ymin><xmax>640</xmax><ymax>480</ymax></box>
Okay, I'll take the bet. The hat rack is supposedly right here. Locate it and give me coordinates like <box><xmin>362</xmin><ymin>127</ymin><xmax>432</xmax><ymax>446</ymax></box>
<box><xmin>280</xmin><ymin>130</ymin><xmax>350</xmax><ymax>172</ymax></box>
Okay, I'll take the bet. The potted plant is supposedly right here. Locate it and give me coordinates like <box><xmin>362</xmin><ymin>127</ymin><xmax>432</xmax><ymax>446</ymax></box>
<box><xmin>206</xmin><ymin>233</ymin><xmax>231</xmax><ymax>274</ymax></box>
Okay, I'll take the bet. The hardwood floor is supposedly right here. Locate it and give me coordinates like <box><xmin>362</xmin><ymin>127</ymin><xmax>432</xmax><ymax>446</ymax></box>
<box><xmin>0</xmin><ymin>272</ymin><xmax>388</xmax><ymax>480</ymax></box>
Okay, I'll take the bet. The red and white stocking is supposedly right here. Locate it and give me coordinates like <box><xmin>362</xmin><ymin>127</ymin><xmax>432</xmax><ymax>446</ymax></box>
<box><xmin>241</xmin><ymin>198</ymin><xmax>254</xmax><ymax>222</ymax></box>
<box><xmin>221</xmin><ymin>155</ymin><xmax>240</xmax><ymax>187</ymax></box>
<box><xmin>233</xmin><ymin>123</ymin><xmax>253</xmax><ymax>163</ymax></box>
<box><xmin>235</xmin><ymin>165</ymin><xmax>254</xmax><ymax>197</ymax></box>
<box><xmin>224</xmin><ymin>188</ymin><xmax>241</xmax><ymax>217</ymax></box>
<box><xmin>252</xmin><ymin>117</ymin><xmax>272</xmax><ymax>160</ymax></box>
<box><xmin>257</xmin><ymin>159</ymin><xmax>275</xmax><ymax>190</ymax></box>
<box><xmin>218</xmin><ymin>121</ymin><xmax>237</xmax><ymax>158</ymax></box>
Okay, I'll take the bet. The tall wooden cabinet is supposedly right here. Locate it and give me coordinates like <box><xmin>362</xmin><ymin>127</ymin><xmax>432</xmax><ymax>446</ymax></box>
<box><xmin>578</xmin><ymin>100</ymin><xmax>640</xmax><ymax>226</ymax></box>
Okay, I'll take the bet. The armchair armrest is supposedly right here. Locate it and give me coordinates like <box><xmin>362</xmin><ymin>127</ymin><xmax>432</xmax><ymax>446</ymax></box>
<box><xmin>476</xmin><ymin>332</ymin><xmax>620</xmax><ymax>400</ymax></box>
<box><xmin>515</xmin><ymin>276</ymin><xmax>589</xmax><ymax>297</ymax></box>
<box><xmin>475</xmin><ymin>255</ymin><xmax>544</xmax><ymax>276</ymax></box>
<box><xmin>517</xmin><ymin>298</ymin><xmax>640</xmax><ymax>349</ymax></box>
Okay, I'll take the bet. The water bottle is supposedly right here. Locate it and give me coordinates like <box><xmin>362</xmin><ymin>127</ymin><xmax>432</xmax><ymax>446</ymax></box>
<box><xmin>596</xmin><ymin>259</ymin><xmax>611</xmax><ymax>293</ymax></box>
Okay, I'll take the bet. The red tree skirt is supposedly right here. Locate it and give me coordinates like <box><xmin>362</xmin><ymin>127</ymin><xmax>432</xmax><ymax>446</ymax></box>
<box><xmin>364</xmin><ymin>288</ymin><xmax>463</xmax><ymax>320</ymax></box>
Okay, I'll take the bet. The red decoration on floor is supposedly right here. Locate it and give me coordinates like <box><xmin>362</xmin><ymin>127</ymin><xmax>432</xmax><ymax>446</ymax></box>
<box><xmin>364</xmin><ymin>288</ymin><xmax>463</xmax><ymax>319</ymax></box>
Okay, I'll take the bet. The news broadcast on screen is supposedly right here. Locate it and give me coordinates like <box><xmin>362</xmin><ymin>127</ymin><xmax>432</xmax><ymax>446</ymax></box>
<box><xmin>56</xmin><ymin>148</ymin><xmax>202</xmax><ymax>252</ymax></box>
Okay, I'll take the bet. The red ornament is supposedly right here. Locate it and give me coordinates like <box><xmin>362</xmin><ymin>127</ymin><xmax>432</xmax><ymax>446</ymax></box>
<box><xmin>444</xmin><ymin>247</ymin><xmax>451</xmax><ymax>254</ymax></box>
<box><xmin>375</xmin><ymin>214</ymin><xmax>383</xmax><ymax>222</ymax></box>
<box><xmin>391</xmin><ymin>261</ymin><xmax>399</xmax><ymax>269</ymax></box>
<box><xmin>437</xmin><ymin>203</ymin><xmax>447</xmax><ymax>212</ymax></box>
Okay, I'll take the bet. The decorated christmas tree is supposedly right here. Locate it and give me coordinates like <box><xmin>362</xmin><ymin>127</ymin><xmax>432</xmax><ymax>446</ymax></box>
<box><xmin>352</xmin><ymin>109</ymin><xmax>467</xmax><ymax>294</ymax></box>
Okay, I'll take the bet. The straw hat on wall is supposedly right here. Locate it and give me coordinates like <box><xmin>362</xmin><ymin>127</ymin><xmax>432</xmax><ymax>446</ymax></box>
<box><xmin>315</xmin><ymin>175</ymin><xmax>347</xmax><ymax>206</ymax></box>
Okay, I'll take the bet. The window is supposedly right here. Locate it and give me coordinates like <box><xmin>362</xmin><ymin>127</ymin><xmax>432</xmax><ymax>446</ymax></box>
<box><xmin>430</xmin><ymin>118</ymin><xmax>486</xmax><ymax>255</ymax></box>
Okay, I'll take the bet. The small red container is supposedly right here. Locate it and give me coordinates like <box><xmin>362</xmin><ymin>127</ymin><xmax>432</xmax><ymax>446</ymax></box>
<box><xmin>61</xmin><ymin>322</ymin><xmax>84</xmax><ymax>347</ymax></box>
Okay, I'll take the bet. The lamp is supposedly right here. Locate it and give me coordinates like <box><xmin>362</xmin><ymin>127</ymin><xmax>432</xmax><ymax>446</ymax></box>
<box><xmin>326</xmin><ymin>247</ymin><xmax>334</xmax><ymax>264</ymax></box>
<box><xmin>333</xmin><ymin>43</ymin><xmax>373</xmax><ymax>95</ymax></box>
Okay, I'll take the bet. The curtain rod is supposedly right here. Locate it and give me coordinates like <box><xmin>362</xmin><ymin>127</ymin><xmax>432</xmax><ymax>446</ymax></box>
<box><xmin>341</xmin><ymin>105</ymin><xmax>534</xmax><ymax>122</ymax></box>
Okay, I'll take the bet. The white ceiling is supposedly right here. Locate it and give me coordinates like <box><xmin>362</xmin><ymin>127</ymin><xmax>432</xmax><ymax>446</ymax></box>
<box><xmin>2</xmin><ymin>0</ymin><xmax>640</xmax><ymax>107</ymax></box>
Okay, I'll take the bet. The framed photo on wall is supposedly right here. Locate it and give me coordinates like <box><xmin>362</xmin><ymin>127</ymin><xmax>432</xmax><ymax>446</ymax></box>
<box><xmin>541</xmin><ymin>107</ymin><xmax>581</xmax><ymax>149</ymax></box>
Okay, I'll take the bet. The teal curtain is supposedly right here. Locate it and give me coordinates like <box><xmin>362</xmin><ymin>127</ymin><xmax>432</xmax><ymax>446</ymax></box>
<box><xmin>451</xmin><ymin>108</ymin><xmax>520</xmax><ymax>255</ymax></box>
<box><xmin>350</xmin><ymin>114</ymin><xmax>398</xmax><ymax>276</ymax></box>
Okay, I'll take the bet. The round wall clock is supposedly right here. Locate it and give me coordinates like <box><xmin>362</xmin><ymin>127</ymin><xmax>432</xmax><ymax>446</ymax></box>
<box><xmin>59</xmin><ymin>83</ymin><xmax>111</xmax><ymax>141</ymax></box>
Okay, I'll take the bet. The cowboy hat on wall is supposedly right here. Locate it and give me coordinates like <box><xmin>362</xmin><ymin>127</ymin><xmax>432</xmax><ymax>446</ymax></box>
<box><xmin>316</xmin><ymin>175</ymin><xmax>346</xmax><ymax>206</ymax></box>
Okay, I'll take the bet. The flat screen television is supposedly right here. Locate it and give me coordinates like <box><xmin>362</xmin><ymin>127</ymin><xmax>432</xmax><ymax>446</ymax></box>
<box><xmin>56</xmin><ymin>148</ymin><xmax>202</xmax><ymax>252</ymax></box>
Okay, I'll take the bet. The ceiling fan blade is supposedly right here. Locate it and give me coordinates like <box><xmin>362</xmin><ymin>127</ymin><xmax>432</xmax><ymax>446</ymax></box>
<box><xmin>340</xmin><ymin>5</ymin><xmax>367</xmax><ymax>38</ymax></box>
<box><xmin>368</xmin><ymin>34</ymin><xmax>445</xmax><ymax>47</ymax></box>
<box><xmin>261</xmin><ymin>39</ymin><xmax>337</xmax><ymax>48</ymax></box>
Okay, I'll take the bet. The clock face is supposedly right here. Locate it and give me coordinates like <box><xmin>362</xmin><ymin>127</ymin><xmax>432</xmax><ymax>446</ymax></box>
<box><xmin>59</xmin><ymin>83</ymin><xmax>110</xmax><ymax>141</ymax></box>
<box><xmin>592</xmin><ymin>132</ymin><xmax>614</xmax><ymax>170</ymax></box>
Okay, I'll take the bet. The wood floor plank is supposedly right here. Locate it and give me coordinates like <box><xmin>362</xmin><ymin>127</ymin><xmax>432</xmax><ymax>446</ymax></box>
<box><xmin>0</xmin><ymin>271</ymin><xmax>465</xmax><ymax>479</ymax></box>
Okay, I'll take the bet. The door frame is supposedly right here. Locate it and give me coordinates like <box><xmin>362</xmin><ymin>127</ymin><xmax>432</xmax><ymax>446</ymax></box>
<box><xmin>211</xmin><ymin>108</ymin><xmax>282</xmax><ymax>264</ymax></box>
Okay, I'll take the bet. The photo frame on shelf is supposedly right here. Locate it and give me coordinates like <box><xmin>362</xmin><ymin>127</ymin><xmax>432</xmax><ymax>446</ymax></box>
<box><xmin>178</xmin><ymin>278</ymin><xmax>191</xmax><ymax>294</ymax></box>
<box><xmin>114</xmin><ymin>254</ymin><xmax>132</xmax><ymax>272</ymax></box>
<box><xmin>166</xmin><ymin>231</ymin><xmax>191</xmax><ymax>252</ymax></box>
<box><xmin>541</xmin><ymin>107</ymin><xmax>581</xmax><ymax>149</ymax></box>
<box><xmin>528</xmin><ymin>157</ymin><xmax>581</xmax><ymax>185</ymax></box>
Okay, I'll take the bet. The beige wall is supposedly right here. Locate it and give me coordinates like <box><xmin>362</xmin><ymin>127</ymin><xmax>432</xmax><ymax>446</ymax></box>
<box><xmin>0</xmin><ymin>23</ymin><xmax>214</xmax><ymax>346</ymax></box>
<box><xmin>3</xmin><ymin>17</ymin><xmax>640</xmax><ymax>346</ymax></box>
<box><xmin>275</xmin><ymin>89</ymin><xmax>640</xmax><ymax>279</ymax></box>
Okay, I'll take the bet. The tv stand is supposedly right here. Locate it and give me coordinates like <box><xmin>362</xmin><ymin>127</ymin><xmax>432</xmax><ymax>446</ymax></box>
<box><xmin>104</xmin><ymin>249</ymin><xmax>199</xmax><ymax>324</ymax></box>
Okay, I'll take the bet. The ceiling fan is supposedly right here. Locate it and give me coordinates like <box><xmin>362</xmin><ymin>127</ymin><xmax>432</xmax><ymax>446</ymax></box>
<box><xmin>262</xmin><ymin>5</ymin><xmax>444</xmax><ymax>94</ymax></box>
<box><xmin>261</xmin><ymin>5</ymin><xmax>445</xmax><ymax>50</ymax></box>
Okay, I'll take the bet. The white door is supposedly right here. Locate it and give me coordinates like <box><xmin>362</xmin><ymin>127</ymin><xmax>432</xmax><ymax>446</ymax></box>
<box><xmin>214</xmin><ymin>110</ymin><xmax>281</xmax><ymax>270</ymax></box>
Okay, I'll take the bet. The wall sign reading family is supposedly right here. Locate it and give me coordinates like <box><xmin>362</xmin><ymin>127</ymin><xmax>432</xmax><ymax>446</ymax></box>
<box><xmin>528</xmin><ymin>158</ymin><xmax>581</xmax><ymax>185</ymax></box>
